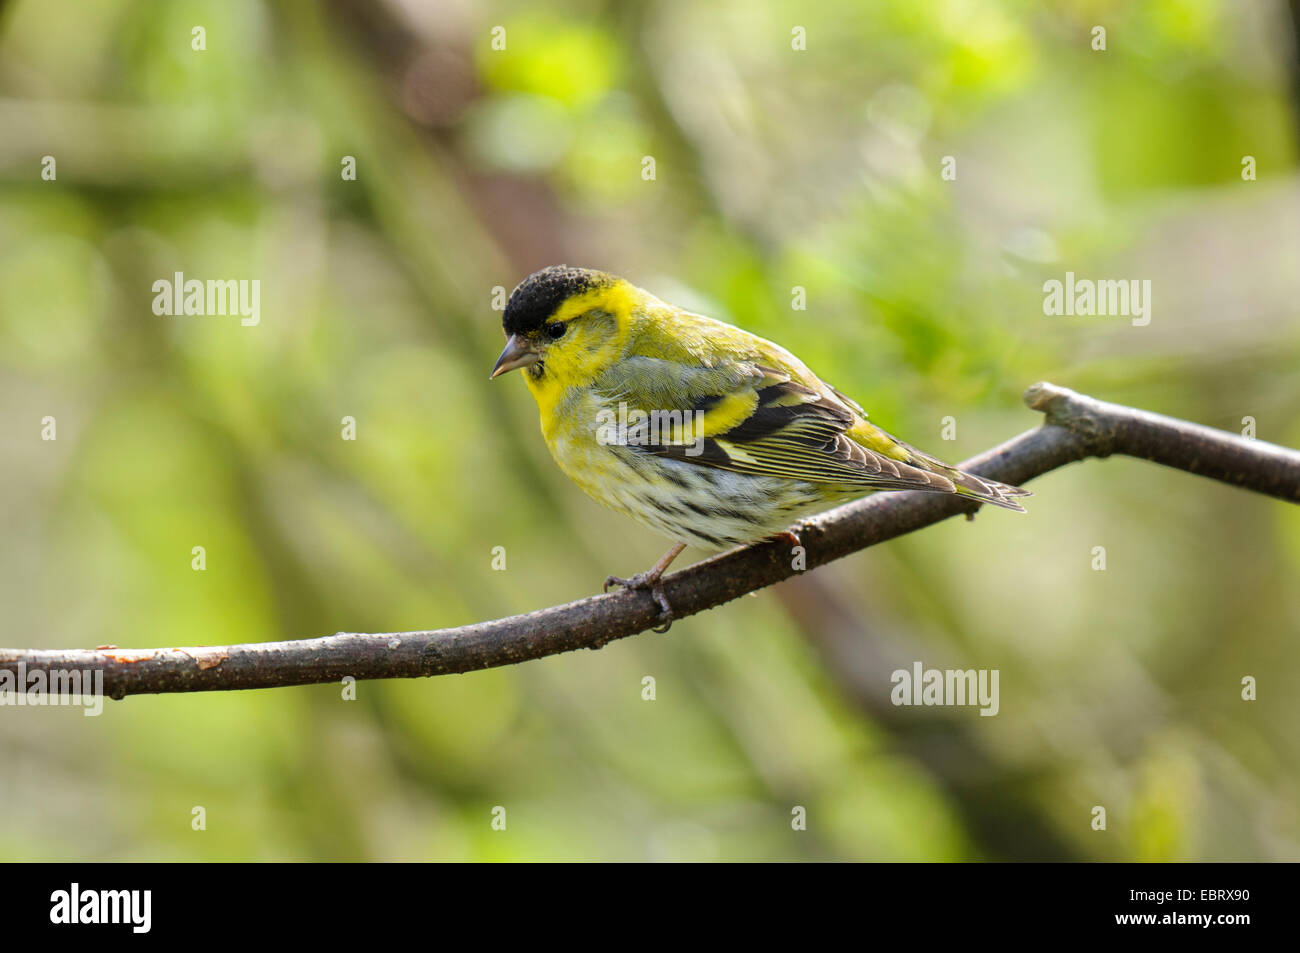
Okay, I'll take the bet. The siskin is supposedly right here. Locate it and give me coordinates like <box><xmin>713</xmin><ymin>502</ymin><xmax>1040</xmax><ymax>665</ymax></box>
<box><xmin>491</xmin><ymin>266</ymin><xmax>1029</xmax><ymax>630</ymax></box>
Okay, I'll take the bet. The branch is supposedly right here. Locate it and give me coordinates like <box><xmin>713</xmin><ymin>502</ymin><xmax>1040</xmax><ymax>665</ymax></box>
<box><xmin>4</xmin><ymin>383</ymin><xmax>1298</xmax><ymax>699</ymax></box>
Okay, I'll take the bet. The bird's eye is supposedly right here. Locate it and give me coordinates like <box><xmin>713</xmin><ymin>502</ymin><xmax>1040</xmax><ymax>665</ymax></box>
<box><xmin>546</xmin><ymin>322</ymin><xmax>567</xmax><ymax>339</ymax></box>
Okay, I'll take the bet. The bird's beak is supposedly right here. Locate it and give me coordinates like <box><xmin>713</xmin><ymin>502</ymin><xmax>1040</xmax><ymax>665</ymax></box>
<box><xmin>490</xmin><ymin>334</ymin><xmax>540</xmax><ymax>379</ymax></box>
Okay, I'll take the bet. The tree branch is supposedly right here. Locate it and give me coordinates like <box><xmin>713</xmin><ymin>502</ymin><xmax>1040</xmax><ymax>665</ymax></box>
<box><xmin>4</xmin><ymin>382</ymin><xmax>1298</xmax><ymax>699</ymax></box>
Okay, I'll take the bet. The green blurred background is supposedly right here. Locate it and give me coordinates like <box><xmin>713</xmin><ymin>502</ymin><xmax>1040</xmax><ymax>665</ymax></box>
<box><xmin>2</xmin><ymin>0</ymin><xmax>1299</xmax><ymax>861</ymax></box>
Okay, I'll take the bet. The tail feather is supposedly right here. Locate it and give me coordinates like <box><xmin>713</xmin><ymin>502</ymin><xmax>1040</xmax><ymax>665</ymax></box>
<box><xmin>894</xmin><ymin>438</ymin><xmax>1032</xmax><ymax>512</ymax></box>
<box><xmin>948</xmin><ymin>469</ymin><xmax>1032</xmax><ymax>512</ymax></box>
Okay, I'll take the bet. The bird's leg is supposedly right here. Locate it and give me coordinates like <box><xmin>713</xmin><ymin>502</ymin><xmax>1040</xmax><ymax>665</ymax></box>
<box><xmin>603</xmin><ymin>542</ymin><xmax>687</xmax><ymax>633</ymax></box>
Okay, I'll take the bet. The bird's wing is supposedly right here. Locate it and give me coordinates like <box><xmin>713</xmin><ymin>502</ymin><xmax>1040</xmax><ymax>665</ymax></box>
<box><xmin>599</xmin><ymin>353</ymin><xmax>958</xmax><ymax>493</ymax></box>
<box><xmin>598</xmin><ymin>306</ymin><xmax>1029</xmax><ymax>509</ymax></box>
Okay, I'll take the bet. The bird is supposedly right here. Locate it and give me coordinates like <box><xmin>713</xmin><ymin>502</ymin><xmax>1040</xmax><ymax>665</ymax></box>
<box><xmin>490</xmin><ymin>265</ymin><xmax>1029</xmax><ymax>631</ymax></box>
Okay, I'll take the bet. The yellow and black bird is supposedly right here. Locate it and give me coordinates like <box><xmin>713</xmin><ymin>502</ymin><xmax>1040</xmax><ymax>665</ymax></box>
<box><xmin>491</xmin><ymin>266</ymin><xmax>1029</xmax><ymax>629</ymax></box>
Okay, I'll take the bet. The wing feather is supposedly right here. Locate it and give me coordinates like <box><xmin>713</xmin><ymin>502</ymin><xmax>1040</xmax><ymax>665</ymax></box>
<box><xmin>595</xmin><ymin>308</ymin><xmax>1029</xmax><ymax>509</ymax></box>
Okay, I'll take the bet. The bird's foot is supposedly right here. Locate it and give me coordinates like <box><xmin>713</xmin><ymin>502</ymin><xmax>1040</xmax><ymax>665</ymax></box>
<box><xmin>603</xmin><ymin>543</ymin><xmax>686</xmax><ymax>633</ymax></box>
<box><xmin>772</xmin><ymin>529</ymin><xmax>802</xmax><ymax>549</ymax></box>
<box><xmin>604</xmin><ymin>570</ymin><xmax>674</xmax><ymax>633</ymax></box>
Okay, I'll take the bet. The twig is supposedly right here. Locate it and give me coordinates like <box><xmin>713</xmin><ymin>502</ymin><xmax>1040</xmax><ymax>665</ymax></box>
<box><xmin>3</xmin><ymin>383</ymin><xmax>1297</xmax><ymax>698</ymax></box>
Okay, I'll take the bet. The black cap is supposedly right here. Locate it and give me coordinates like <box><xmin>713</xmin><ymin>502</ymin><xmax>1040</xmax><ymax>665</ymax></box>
<box><xmin>503</xmin><ymin>265</ymin><xmax>613</xmax><ymax>336</ymax></box>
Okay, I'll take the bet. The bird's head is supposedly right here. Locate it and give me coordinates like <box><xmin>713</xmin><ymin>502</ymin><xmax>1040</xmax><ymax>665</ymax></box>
<box><xmin>490</xmin><ymin>266</ymin><xmax>639</xmax><ymax>399</ymax></box>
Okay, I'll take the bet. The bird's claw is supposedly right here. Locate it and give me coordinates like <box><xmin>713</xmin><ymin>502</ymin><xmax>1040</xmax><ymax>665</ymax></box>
<box><xmin>603</xmin><ymin>572</ymin><xmax>674</xmax><ymax>633</ymax></box>
<box><xmin>647</xmin><ymin>583</ymin><xmax>673</xmax><ymax>632</ymax></box>
<box><xmin>603</xmin><ymin>572</ymin><xmax>638</xmax><ymax>592</ymax></box>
